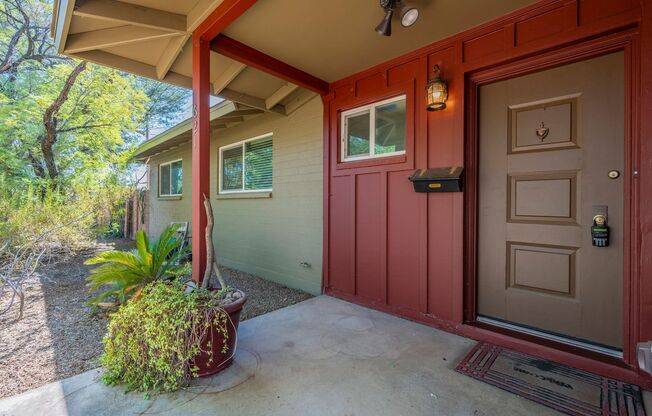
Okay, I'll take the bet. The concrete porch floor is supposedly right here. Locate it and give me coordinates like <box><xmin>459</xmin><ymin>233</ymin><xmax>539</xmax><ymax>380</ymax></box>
<box><xmin>0</xmin><ymin>295</ymin><xmax>633</xmax><ymax>416</ymax></box>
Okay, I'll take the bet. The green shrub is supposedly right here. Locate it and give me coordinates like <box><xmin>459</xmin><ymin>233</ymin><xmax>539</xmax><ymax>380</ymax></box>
<box><xmin>101</xmin><ymin>281</ymin><xmax>229</xmax><ymax>393</ymax></box>
<box><xmin>85</xmin><ymin>225</ymin><xmax>188</xmax><ymax>307</ymax></box>
<box><xmin>0</xmin><ymin>188</ymin><xmax>96</xmax><ymax>255</ymax></box>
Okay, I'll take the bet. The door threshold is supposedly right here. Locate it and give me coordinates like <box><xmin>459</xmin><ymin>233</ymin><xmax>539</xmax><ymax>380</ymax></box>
<box><xmin>476</xmin><ymin>316</ymin><xmax>623</xmax><ymax>359</ymax></box>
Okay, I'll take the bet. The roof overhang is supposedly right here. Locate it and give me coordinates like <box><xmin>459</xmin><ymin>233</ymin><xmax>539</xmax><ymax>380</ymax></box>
<box><xmin>51</xmin><ymin>0</ymin><xmax>318</xmax><ymax>117</ymax></box>
<box><xmin>132</xmin><ymin>100</ymin><xmax>267</xmax><ymax>160</ymax></box>
<box><xmin>51</xmin><ymin>0</ymin><xmax>538</xmax><ymax>115</ymax></box>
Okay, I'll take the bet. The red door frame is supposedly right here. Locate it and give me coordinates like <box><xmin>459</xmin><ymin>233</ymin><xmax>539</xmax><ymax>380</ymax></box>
<box><xmin>463</xmin><ymin>28</ymin><xmax>641</xmax><ymax>378</ymax></box>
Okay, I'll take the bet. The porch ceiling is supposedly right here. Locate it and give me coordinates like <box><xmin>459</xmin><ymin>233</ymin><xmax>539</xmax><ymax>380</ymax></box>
<box><xmin>52</xmin><ymin>0</ymin><xmax>537</xmax><ymax>113</ymax></box>
<box><xmin>224</xmin><ymin>0</ymin><xmax>538</xmax><ymax>82</ymax></box>
<box><xmin>52</xmin><ymin>0</ymin><xmax>315</xmax><ymax>117</ymax></box>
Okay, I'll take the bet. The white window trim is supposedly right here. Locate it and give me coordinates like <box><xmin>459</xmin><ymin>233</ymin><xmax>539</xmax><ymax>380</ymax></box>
<box><xmin>158</xmin><ymin>158</ymin><xmax>183</xmax><ymax>197</ymax></box>
<box><xmin>218</xmin><ymin>132</ymin><xmax>273</xmax><ymax>194</ymax></box>
<box><xmin>340</xmin><ymin>94</ymin><xmax>407</xmax><ymax>162</ymax></box>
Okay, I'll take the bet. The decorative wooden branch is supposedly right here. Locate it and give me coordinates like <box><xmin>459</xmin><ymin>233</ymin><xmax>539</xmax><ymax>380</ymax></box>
<box><xmin>201</xmin><ymin>194</ymin><xmax>227</xmax><ymax>290</ymax></box>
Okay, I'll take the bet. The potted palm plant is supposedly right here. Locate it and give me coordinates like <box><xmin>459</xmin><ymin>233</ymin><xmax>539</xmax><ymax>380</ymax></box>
<box><xmin>85</xmin><ymin>224</ymin><xmax>189</xmax><ymax>308</ymax></box>
<box><xmin>86</xmin><ymin>214</ymin><xmax>247</xmax><ymax>394</ymax></box>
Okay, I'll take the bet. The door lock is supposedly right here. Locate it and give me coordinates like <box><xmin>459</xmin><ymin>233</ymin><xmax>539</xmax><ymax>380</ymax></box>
<box><xmin>591</xmin><ymin>214</ymin><xmax>609</xmax><ymax>247</ymax></box>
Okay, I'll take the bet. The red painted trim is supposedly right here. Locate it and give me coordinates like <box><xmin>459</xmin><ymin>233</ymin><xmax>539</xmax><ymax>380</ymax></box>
<box><xmin>639</xmin><ymin>0</ymin><xmax>652</xmax><ymax>354</ymax></box>
<box><xmin>211</xmin><ymin>35</ymin><xmax>329</xmax><ymax>95</ymax></box>
<box><xmin>194</xmin><ymin>0</ymin><xmax>258</xmax><ymax>41</ymax></box>
<box><xmin>321</xmin><ymin>93</ymin><xmax>333</xmax><ymax>293</ymax></box>
<box><xmin>191</xmin><ymin>35</ymin><xmax>211</xmax><ymax>284</ymax></box>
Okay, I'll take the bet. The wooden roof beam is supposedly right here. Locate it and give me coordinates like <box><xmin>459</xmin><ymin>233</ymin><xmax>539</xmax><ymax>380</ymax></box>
<box><xmin>211</xmin><ymin>35</ymin><xmax>329</xmax><ymax>95</ymax></box>
<box><xmin>71</xmin><ymin>52</ymin><xmax>283</xmax><ymax>115</ymax></box>
<box><xmin>266</xmin><ymin>83</ymin><xmax>298</xmax><ymax>109</ymax></box>
<box><xmin>213</xmin><ymin>115</ymin><xmax>244</xmax><ymax>123</ymax></box>
<box><xmin>284</xmin><ymin>90</ymin><xmax>318</xmax><ymax>116</ymax></box>
<box><xmin>65</xmin><ymin>26</ymin><xmax>178</xmax><ymax>54</ymax></box>
<box><xmin>156</xmin><ymin>34</ymin><xmax>190</xmax><ymax>80</ymax></box>
<box><xmin>69</xmin><ymin>50</ymin><xmax>191</xmax><ymax>90</ymax></box>
<box><xmin>187</xmin><ymin>0</ymin><xmax>227</xmax><ymax>33</ymax></box>
<box><xmin>217</xmin><ymin>88</ymin><xmax>286</xmax><ymax>115</ymax></box>
<box><xmin>213</xmin><ymin>61</ymin><xmax>247</xmax><ymax>95</ymax></box>
<box><xmin>73</xmin><ymin>0</ymin><xmax>187</xmax><ymax>33</ymax></box>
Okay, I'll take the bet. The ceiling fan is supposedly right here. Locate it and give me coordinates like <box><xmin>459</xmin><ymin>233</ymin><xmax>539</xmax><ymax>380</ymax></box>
<box><xmin>375</xmin><ymin>0</ymin><xmax>420</xmax><ymax>37</ymax></box>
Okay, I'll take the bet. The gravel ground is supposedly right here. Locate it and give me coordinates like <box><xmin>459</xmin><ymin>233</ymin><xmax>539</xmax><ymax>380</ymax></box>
<box><xmin>219</xmin><ymin>266</ymin><xmax>313</xmax><ymax>321</ymax></box>
<box><xmin>0</xmin><ymin>241</ymin><xmax>312</xmax><ymax>398</ymax></box>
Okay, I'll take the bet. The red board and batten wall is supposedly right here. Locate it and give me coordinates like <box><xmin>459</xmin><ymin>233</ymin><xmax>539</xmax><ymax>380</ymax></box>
<box><xmin>323</xmin><ymin>0</ymin><xmax>652</xmax><ymax>385</ymax></box>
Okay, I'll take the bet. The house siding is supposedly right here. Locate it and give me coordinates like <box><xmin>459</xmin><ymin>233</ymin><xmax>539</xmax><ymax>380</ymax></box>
<box><xmin>148</xmin><ymin>97</ymin><xmax>323</xmax><ymax>294</ymax></box>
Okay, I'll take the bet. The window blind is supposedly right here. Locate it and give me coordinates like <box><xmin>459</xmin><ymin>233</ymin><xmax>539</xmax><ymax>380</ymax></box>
<box><xmin>160</xmin><ymin>164</ymin><xmax>171</xmax><ymax>195</ymax></box>
<box><xmin>244</xmin><ymin>136</ymin><xmax>273</xmax><ymax>190</ymax></box>
<box><xmin>222</xmin><ymin>146</ymin><xmax>243</xmax><ymax>191</ymax></box>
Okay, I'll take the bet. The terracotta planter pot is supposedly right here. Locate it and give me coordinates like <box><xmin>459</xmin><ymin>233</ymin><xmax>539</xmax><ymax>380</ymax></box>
<box><xmin>192</xmin><ymin>291</ymin><xmax>247</xmax><ymax>377</ymax></box>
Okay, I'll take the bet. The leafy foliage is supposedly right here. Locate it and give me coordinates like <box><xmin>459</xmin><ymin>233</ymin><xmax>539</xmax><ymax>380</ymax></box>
<box><xmin>0</xmin><ymin>186</ymin><xmax>95</xmax><ymax>254</ymax></box>
<box><xmin>85</xmin><ymin>225</ymin><xmax>189</xmax><ymax>307</ymax></box>
<box><xmin>101</xmin><ymin>281</ymin><xmax>230</xmax><ymax>394</ymax></box>
<box><xmin>0</xmin><ymin>59</ymin><xmax>148</xmax><ymax>191</ymax></box>
<box><xmin>132</xmin><ymin>77</ymin><xmax>191</xmax><ymax>140</ymax></box>
<box><xmin>0</xmin><ymin>0</ymin><xmax>193</xmax><ymax>318</ymax></box>
<box><xmin>0</xmin><ymin>0</ymin><xmax>190</xmax><ymax>241</ymax></box>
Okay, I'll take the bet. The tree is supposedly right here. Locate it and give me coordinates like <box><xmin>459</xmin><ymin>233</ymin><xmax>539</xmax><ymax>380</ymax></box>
<box><xmin>0</xmin><ymin>0</ymin><xmax>157</xmax><ymax>194</ymax></box>
<box><xmin>0</xmin><ymin>0</ymin><xmax>67</xmax><ymax>75</ymax></box>
<box><xmin>0</xmin><ymin>58</ymin><xmax>149</xmax><ymax>193</ymax></box>
<box><xmin>132</xmin><ymin>77</ymin><xmax>190</xmax><ymax>140</ymax></box>
<box><xmin>0</xmin><ymin>0</ymin><xmax>191</xmax><ymax>241</ymax></box>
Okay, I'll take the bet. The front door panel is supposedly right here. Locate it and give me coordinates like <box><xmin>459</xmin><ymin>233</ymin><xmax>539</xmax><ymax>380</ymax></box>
<box><xmin>477</xmin><ymin>52</ymin><xmax>624</xmax><ymax>349</ymax></box>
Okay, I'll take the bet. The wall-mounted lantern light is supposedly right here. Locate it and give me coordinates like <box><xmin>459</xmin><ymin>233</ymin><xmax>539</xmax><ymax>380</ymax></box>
<box><xmin>426</xmin><ymin>65</ymin><xmax>448</xmax><ymax>111</ymax></box>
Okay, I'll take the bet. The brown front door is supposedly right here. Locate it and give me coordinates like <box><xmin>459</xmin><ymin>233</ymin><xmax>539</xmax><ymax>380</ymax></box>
<box><xmin>477</xmin><ymin>52</ymin><xmax>624</xmax><ymax>351</ymax></box>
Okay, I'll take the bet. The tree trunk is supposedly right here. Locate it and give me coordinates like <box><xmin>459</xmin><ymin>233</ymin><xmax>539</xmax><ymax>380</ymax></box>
<box><xmin>41</xmin><ymin>60</ymin><xmax>87</xmax><ymax>190</ymax></box>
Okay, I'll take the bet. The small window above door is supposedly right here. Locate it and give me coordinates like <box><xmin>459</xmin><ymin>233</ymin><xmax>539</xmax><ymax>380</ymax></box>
<box><xmin>341</xmin><ymin>95</ymin><xmax>406</xmax><ymax>162</ymax></box>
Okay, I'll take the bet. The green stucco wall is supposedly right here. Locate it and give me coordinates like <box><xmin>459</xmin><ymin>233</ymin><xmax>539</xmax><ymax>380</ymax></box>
<box><xmin>148</xmin><ymin>97</ymin><xmax>323</xmax><ymax>294</ymax></box>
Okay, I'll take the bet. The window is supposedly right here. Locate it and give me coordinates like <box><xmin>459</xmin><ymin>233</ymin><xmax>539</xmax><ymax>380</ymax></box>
<box><xmin>219</xmin><ymin>133</ymin><xmax>273</xmax><ymax>193</ymax></box>
<box><xmin>341</xmin><ymin>95</ymin><xmax>406</xmax><ymax>162</ymax></box>
<box><xmin>159</xmin><ymin>159</ymin><xmax>183</xmax><ymax>197</ymax></box>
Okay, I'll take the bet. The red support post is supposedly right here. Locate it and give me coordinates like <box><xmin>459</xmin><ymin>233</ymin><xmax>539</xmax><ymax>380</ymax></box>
<box><xmin>191</xmin><ymin>34</ymin><xmax>211</xmax><ymax>284</ymax></box>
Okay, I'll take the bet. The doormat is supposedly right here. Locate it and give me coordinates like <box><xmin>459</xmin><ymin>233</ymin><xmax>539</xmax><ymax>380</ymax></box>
<box><xmin>455</xmin><ymin>342</ymin><xmax>646</xmax><ymax>416</ymax></box>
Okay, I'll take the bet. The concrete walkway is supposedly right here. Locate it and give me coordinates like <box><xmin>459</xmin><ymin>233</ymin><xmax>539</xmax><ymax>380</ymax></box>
<box><xmin>1</xmin><ymin>296</ymin><xmax>568</xmax><ymax>416</ymax></box>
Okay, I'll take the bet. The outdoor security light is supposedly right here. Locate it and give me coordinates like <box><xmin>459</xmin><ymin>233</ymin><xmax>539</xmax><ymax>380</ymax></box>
<box><xmin>376</xmin><ymin>0</ymin><xmax>419</xmax><ymax>36</ymax></box>
<box><xmin>398</xmin><ymin>1</ymin><xmax>419</xmax><ymax>27</ymax></box>
<box><xmin>426</xmin><ymin>65</ymin><xmax>448</xmax><ymax>111</ymax></box>
<box><xmin>375</xmin><ymin>8</ymin><xmax>394</xmax><ymax>37</ymax></box>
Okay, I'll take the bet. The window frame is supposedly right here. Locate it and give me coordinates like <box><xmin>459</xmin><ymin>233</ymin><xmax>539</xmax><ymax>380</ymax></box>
<box><xmin>340</xmin><ymin>94</ymin><xmax>407</xmax><ymax>162</ymax></box>
<box><xmin>158</xmin><ymin>158</ymin><xmax>183</xmax><ymax>197</ymax></box>
<box><xmin>218</xmin><ymin>132</ymin><xmax>273</xmax><ymax>194</ymax></box>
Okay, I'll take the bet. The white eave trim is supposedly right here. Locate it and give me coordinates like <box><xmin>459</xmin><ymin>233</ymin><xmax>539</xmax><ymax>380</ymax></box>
<box><xmin>53</xmin><ymin>0</ymin><xmax>75</xmax><ymax>54</ymax></box>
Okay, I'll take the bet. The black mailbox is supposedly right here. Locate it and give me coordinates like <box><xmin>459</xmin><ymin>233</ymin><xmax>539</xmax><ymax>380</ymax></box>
<box><xmin>409</xmin><ymin>167</ymin><xmax>463</xmax><ymax>193</ymax></box>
